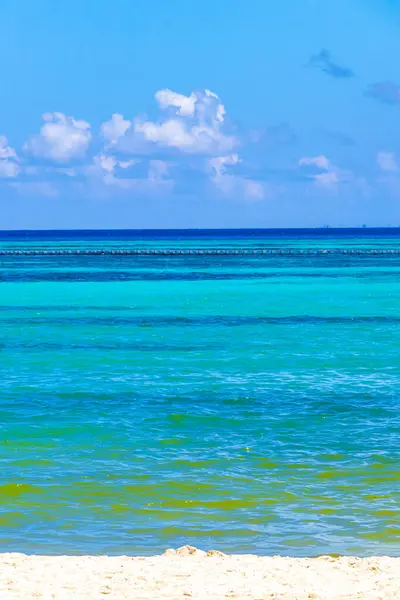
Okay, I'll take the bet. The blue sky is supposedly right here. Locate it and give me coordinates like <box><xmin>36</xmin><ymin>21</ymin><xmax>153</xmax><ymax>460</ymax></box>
<box><xmin>1</xmin><ymin>0</ymin><xmax>400</xmax><ymax>228</ymax></box>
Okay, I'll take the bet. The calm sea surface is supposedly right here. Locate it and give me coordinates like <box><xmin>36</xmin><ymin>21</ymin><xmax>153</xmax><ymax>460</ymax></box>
<box><xmin>0</xmin><ymin>228</ymin><xmax>399</xmax><ymax>556</ymax></box>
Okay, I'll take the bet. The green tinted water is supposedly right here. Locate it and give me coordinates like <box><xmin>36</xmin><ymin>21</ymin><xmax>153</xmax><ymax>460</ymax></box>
<box><xmin>0</xmin><ymin>230</ymin><xmax>399</xmax><ymax>555</ymax></box>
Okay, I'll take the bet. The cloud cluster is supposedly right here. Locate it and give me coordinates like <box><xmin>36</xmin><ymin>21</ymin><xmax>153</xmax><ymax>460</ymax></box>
<box><xmin>106</xmin><ymin>88</ymin><xmax>237</xmax><ymax>155</ymax></box>
<box><xmin>0</xmin><ymin>82</ymin><xmax>388</xmax><ymax>204</ymax></box>
<box><xmin>0</xmin><ymin>88</ymin><xmax>268</xmax><ymax>202</ymax></box>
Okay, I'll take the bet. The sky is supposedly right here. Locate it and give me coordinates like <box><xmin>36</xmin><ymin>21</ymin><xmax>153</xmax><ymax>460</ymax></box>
<box><xmin>1</xmin><ymin>0</ymin><xmax>400</xmax><ymax>228</ymax></box>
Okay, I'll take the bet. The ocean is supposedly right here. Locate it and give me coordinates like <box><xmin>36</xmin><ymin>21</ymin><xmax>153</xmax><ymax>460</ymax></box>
<box><xmin>0</xmin><ymin>228</ymin><xmax>399</xmax><ymax>556</ymax></box>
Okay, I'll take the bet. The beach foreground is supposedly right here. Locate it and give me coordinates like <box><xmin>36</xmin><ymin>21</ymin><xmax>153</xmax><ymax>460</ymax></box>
<box><xmin>0</xmin><ymin>547</ymin><xmax>399</xmax><ymax>599</ymax></box>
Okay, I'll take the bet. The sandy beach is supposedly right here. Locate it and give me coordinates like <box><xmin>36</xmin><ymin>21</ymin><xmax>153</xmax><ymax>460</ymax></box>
<box><xmin>0</xmin><ymin>546</ymin><xmax>398</xmax><ymax>599</ymax></box>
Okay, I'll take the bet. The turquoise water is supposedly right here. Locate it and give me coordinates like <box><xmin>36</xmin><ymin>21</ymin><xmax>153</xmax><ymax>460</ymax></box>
<box><xmin>0</xmin><ymin>229</ymin><xmax>399</xmax><ymax>556</ymax></box>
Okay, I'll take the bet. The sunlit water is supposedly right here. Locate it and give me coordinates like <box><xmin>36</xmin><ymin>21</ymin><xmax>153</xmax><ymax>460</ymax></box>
<box><xmin>0</xmin><ymin>229</ymin><xmax>399</xmax><ymax>555</ymax></box>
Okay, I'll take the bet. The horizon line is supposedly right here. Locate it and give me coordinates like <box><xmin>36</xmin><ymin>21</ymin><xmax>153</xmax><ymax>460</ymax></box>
<box><xmin>0</xmin><ymin>225</ymin><xmax>399</xmax><ymax>233</ymax></box>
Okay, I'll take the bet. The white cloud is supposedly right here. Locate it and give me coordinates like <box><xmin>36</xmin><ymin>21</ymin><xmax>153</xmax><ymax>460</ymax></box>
<box><xmin>154</xmin><ymin>88</ymin><xmax>227</xmax><ymax>123</ymax></box>
<box><xmin>89</xmin><ymin>153</ymin><xmax>134</xmax><ymax>184</ymax></box>
<box><xmin>118</xmin><ymin>159</ymin><xmax>137</xmax><ymax>169</ymax></box>
<box><xmin>243</xmin><ymin>179</ymin><xmax>265</xmax><ymax>200</ymax></box>
<box><xmin>135</xmin><ymin>118</ymin><xmax>236</xmax><ymax>155</ymax></box>
<box><xmin>208</xmin><ymin>153</ymin><xmax>264</xmax><ymax>200</ymax></box>
<box><xmin>155</xmin><ymin>89</ymin><xmax>197</xmax><ymax>117</ymax></box>
<box><xmin>209</xmin><ymin>153</ymin><xmax>241</xmax><ymax>176</ymax></box>
<box><xmin>0</xmin><ymin>161</ymin><xmax>19</xmax><ymax>178</ymax></box>
<box><xmin>377</xmin><ymin>151</ymin><xmax>398</xmax><ymax>173</ymax></box>
<box><xmin>211</xmin><ymin>172</ymin><xmax>265</xmax><ymax>200</ymax></box>
<box><xmin>200</xmin><ymin>89</ymin><xmax>226</xmax><ymax>124</ymax></box>
<box><xmin>133</xmin><ymin>88</ymin><xmax>236</xmax><ymax>155</ymax></box>
<box><xmin>0</xmin><ymin>88</ymin><xmax>272</xmax><ymax>202</ymax></box>
<box><xmin>139</xmin><ymin>121</ymin><xmax>226</xmax><ymax>154</ymax></box>
<box><xmin>314</xmin><ymin>171</ymin><xmax>339</xmax><ymax>186</ymax></box>
<box><xmin>299</xmin><ymin>155</ymin><xmax>342</xmax><ymax>187</ymax></box>
<box><xmin>86</xmin><ymin>154</ymin><xmax>131</xmax><ymax>189</ymax></box>
<box><xmin>24</xmin><ymin>112</ymin><xmax>92</xmax><ymax>162</ymax></box>
<box><xmin>89</xmin><ymin>153</ymin><xmax>159</xmax><ymax>189</ymax></box>
<box><xmin>299</xmin><ymin>154</ymin><xmax>361</xmax><ymax>192</ymax></box>
<box><xmin>84</xmin><ymin>153</ymin><xmax>172</xmax><ymax>195</ymax></box>
<box><xmin>97</xmin><ymin>154</ymin><xmax>138</xmax><ymax>174</ymax></box>
<box><xmin>0</xmin><ymin>136</ymin><xmax>19</xmax><ymax>178</ymax></box>
<box><xmin>299</xmin><ymin>155</ymin><xmax>330</xmax><ymax>170</ymax></box>
<box><xmin>90</xmin><ymin>153</ymin><xmax>138</xmax><ymax>176</ymax></box>
<box><xmin>0</xmin><ymin>136</ymin><xmax>17</xmax><ymax>160</ymax></box>
<box><xmin>97</xmin><ymin>153</ymin><xmax>117</xmax><ymax>173</ymax></box>
<box><xmin>135</xmin><ymin>119</ymin><xmax>192</xmax><ymax>149</ymax></box>
<box><xmin>148</xmin><ymin>159</ymin><xmax>170</xmax><ymax>182</ymax></box>
<box><xmin>98</xmin><ymin>89</ymin><xmax>233</xmax><ymax>156</ymax></box>
<box><xmin>101</xmin><ymin>113</ymin><xmax>131</xmax><ymax>146</ymax></box>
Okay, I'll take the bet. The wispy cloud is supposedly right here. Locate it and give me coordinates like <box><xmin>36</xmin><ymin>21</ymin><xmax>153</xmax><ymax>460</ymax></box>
<box><xmin>377</xmin><ymin>151</ymin><xmax>398</xmax><ymax>173</ymax></box>
<box><xmin>298</xmin><ymin>155</ymin><xmax>354</xmax><ymax>187</ymax></box>
<box><xmin>0</xmin><ymin>86</ymin><xmax>379</xmax><ymax>204</ymax></box>
<box><xmin>207</xmin><ymin>153</ymin><xmax>265</xmax><ymax>200</ymax></box>
<box><xmin>9</xmin><ymin>181</ymin><xmax>59</xmax><ymax>198</ymax></box>
<box><xmin>308</xmin><ymin>49</ymin><xmax>354</xmax><ymax>79</ymax></box>
<box><xmin>299</xmin><ymin>155</ymin><xmax>330</xmax><ymax>170</ymax></box>
<box><xmin>365</xmin><ymin>81</ymin><xmax>400</xmax><ymax>105</ymax></box>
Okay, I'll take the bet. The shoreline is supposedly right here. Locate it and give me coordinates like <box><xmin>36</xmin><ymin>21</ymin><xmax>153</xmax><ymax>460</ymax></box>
<box><xmin>0</xmin><ymin>546</ymin><xmax>399</xmax><ymax>599</ymax></box>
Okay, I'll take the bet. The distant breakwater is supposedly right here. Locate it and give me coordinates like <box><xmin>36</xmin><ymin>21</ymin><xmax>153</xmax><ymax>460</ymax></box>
<box><xmin>1</xmin><ymin>248</ymin><xmax>400</xmax><ymax>256</ymax></box>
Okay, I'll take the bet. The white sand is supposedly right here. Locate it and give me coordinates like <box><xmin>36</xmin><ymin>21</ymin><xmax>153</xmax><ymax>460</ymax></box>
<box><xmin>0</xmin><ymin>546</ymin><xmax>399</xmax><ymax>599</ymax></box>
